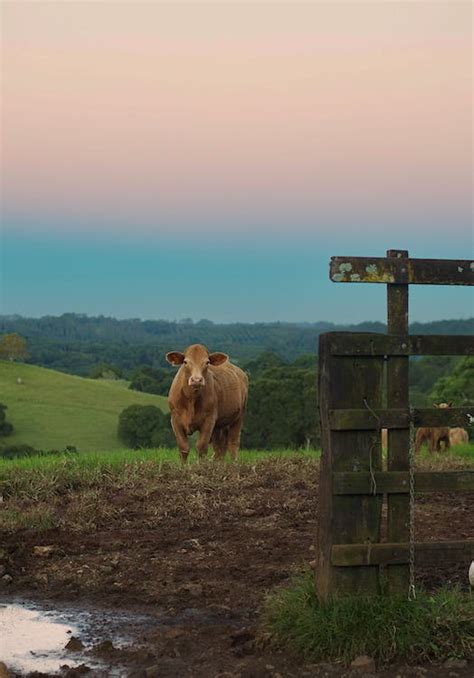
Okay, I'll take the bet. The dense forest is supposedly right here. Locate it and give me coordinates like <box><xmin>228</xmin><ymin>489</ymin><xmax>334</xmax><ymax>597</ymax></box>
<box><xmin>0</xmin><ymin>314</ymin><xmax>472</xmax><ymax>377</ymax></box>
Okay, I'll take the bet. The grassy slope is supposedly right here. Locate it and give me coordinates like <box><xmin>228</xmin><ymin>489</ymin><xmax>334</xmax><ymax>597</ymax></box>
<box><xmin>0</xmin><ymin>360</ymin><xmax>168</xmax><ymax>452</ymax></box>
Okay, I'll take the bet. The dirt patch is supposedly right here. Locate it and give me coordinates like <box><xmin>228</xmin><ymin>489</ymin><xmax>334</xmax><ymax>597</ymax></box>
<box><xmin>1</xmin><ymin>458</ymin><xmax>472</xmax><ymax>676</ymax></box>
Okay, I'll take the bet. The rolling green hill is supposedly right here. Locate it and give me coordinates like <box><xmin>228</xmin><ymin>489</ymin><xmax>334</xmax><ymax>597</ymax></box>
<box><xmin>0</xmin><ymin>360</ymin><xmax>168</xmax><ymax>452</ymax></box>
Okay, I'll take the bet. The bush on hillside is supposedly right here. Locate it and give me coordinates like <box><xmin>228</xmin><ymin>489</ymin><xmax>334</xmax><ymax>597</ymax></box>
<box><xmin>88</xmin><ymin>363</ymin><xmax>123</xmax><ymax>379</ymax></box>
<box><xmin>128</xmin><ymin>366</ymin><xmax>174</xmax><ymax>396</ymax></box>
<box><xmin>241</xmin><ymin>365</ymin><xmax>319</xmax><ymax>449</ymax></box>
<box><xmin>0</xmin><ymin>403</ymin><xmax>13</xmax><ymax>437</ymax></box>
<box><xmin>118</xmin><ymin>404</ymin><xmax>175</xmax><ymax>449</ymax></box>
<box><xmin>0</xmin><ymin>444</ymin><xmax>78</xmax><ymax>459</ymax></box>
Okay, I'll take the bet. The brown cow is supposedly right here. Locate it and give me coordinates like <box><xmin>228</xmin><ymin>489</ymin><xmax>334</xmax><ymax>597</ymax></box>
<box><xmin>166</xmin><ymin>344</ymin><xmax>248</xmax><ymax>463</ymax></box>
<box><xmin>449</xmin><ymin>427</ymin><xmax>469</xmax><ymax>447</ymax></box>
<box><xmin>415</xmin><ymin>402</ymin><xmax>452</xmax><ymax>454</ymax></box>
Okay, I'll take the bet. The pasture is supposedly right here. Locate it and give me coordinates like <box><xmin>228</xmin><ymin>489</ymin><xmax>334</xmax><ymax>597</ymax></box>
<box><xmin>0</xmin><ymin>446</ymin><xmax>472</xmax><ymax>675</ymax></box>
<box><xmin>0</xmin><ymin>359</ymin><xmax>167</xmax><ymax>452</ymax></box>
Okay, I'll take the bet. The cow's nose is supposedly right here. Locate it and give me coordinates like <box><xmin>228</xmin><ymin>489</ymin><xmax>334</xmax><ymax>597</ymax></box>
<box><xmin>189</xmin><ymin>376</ymin><xmax>205</xmax><ymax>386</ymax></box>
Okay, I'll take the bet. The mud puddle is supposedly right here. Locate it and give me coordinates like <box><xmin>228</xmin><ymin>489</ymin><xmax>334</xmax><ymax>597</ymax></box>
<box><xmin>0</xmin><ymin>598</ymin><xmax>159</xmax><ymax>676</ymax></box>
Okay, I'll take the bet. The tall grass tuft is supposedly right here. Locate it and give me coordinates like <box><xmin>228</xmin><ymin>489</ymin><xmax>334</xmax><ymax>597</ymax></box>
<box><xmin>263</xmin><ymin>568</ymin><xmax>474</xmax><ymax>664</ymax></box>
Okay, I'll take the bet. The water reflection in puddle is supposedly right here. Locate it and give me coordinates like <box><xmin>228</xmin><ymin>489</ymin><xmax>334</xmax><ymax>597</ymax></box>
<box><xmin>0</xmin><ymin>603</ymin><xmax>83</xmax><ymax>674</ymax></box>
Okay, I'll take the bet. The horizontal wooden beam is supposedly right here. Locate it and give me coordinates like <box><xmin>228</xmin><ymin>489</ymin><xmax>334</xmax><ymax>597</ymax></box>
<box><xmin>330</xmin><ymin>256</ymin><xmax>474</xmax><ymax>286</ymax></box>
<box><xmin>331</xmin><ymin>540</ymin><xmax>474</xmax><ymax>566</ymax></box>
<box><xmin>329</xmin><ymin>407</ymin><xmax>474</xmax><ymax>430</ymax></box>
<box><xmin>327</xmin><ymin>333</ymin><xmax>473</xmax><ymax>357</ymax></box>
<box><xmin>333</xmin><ymin>471</ymin><xmax>474</xmax><ymax>495</ymax></box>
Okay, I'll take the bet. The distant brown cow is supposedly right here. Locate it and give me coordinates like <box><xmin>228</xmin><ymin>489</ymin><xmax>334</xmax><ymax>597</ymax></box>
<box><xmin>166</xmin><ymin>344</ymin><xmax>248</xmax><ymax>463</ymax></box>
<box><xmin>415</xmin><ymin>402</ymin><xmax>452</xmax><ymax>454</ymax></box>
<box><xmin>449</xmin><ymin>427</ymin><xmax>469</xmax><ymax>447</ymax></box>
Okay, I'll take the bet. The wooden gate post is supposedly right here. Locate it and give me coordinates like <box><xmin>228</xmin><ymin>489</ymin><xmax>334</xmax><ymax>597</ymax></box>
<box><xmin>317</xmin><ymin>332</ymin><xmax>384</xmax><ymax>599</ymax></box>
<box><xmin>386</xmin><ymin>249</ymin><xmax>410</xmax><ymax>593</ymax></box>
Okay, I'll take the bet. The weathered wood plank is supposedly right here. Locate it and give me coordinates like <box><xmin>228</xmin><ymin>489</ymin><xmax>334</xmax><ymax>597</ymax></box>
<box><xmin>332</xmin><ymin>541</ymin><xmax>474</xmax><ymax>566</ymax></box>
<box><xmin>333</xmin><ymin>470</ymin><xmax>474</xmax><ymax>494</ymax></box>
<box><xmin>328</xmin><ymin>333</ymin><xmax>474</xmax><ymax>357</ymax></box>
<box><xmin>330</xmin><ymin>256</ymin><xmax>474</xmax><ymax>286</ymax></box>
<box><xmin>316</xmin><ymin>334</ymin><xmax>384</xmax><ymax>599</ymax></box>
<box><xmin>329</xmin><ymin>407</ymin><xmax>474</xmax><ymax>430</ymax></box>
<box><xmin>386</xmin><ymin>249</ymin><xmax>410</xmax><ymax>594</ymax></box>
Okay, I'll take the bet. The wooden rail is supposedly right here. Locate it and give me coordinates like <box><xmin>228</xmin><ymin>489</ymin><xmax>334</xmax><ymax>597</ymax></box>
<box><xmin>330</xmin><ymin>256</ymin><xmax>474</xmax><ymax>286</ymax></box>
<box><xmin>332</xmin><ymin>541</ymin><xmax>474</xmax><ymax>566</ymax></box>
<box><xmin>328</xmin><ymin>333</ymin><xmax>473</xmax><ymax>356</ymax></box>
<box><xmin>329</xmin><ymin>407</ymin><xmax>474</xmax><ymax>430</ymax></box>
<box><xmin>333</xmin><ymin>470</ymin><xmax>474</xmax><ymax>494</ymax></box>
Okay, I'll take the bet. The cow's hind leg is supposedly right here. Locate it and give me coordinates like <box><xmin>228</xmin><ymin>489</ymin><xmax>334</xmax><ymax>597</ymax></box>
<box><xmin>227</xmin><ymin>418</ymin><xmax>243</xmax><ymax>462</ymax></box>
<box><xmin>212</xmin><ymin>427</ymin><xmax>228</xmax><ymax>461</ymax></box>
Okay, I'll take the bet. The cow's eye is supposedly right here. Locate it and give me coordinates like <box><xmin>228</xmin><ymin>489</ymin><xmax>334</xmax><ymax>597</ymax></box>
<box><xmin>183</xmin><ymin>359</ymin><xmax>188</xmax><ymax>365</ymax></box>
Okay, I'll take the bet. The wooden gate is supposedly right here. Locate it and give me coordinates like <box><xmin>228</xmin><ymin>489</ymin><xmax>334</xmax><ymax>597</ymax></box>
<box><xmin>316</xmin><ymin>250</ymin><xmax>474</xmax><ymax>598</ymax></box>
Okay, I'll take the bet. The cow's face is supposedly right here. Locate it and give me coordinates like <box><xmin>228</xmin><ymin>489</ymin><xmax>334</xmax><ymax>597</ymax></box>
<box><xmin>434</xmin><ymin>402</ymin><xmax>453</xmax><ymax>408</ymax></box>
<box><xmin>166</xmin><ymin>344</ymin><xmax>228</xmax><ymax>390</ymax></box>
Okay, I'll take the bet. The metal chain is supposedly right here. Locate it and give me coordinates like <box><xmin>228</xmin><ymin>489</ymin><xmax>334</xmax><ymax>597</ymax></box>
<box><xmin>408</xmin><ymin>405</ymin><xmax>416</xmax><ymax>601</ymax></box>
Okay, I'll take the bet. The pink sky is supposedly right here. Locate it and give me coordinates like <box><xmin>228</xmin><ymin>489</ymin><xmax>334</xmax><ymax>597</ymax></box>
<box><xmin>2</xmin><ymin>1</ymin><xmax>472</xmax><ymax>239</ymax></box>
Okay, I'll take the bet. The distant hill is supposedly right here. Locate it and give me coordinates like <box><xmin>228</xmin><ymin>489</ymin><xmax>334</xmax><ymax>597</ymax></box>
<box><xmin>0</xmin><ymin>360</ymin><xmax>167</xmax><ymax>452</ymax></box>
<box><xmin>0</xmin><ymin>314</ymin><xmax>472</xmax><ymax>376</ymax></box>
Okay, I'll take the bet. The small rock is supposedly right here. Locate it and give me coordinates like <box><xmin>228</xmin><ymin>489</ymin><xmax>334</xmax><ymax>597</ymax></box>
<box><xmin>0</xmin><ymin>662</ymin><xmax>10</xmax><ymax>678</ymax></box>
<box><xmin>164</xmin><ymin>627</ymin><xmax>186</xmax><ymax>640</ymax></box>
<box><xmin>65</xmin><ymin>636</ymin><xmax>84</xmax><ymax>651</ymax></box>
<box><xmin>0</xmin><ymin>565</ymin><xmax>6</xmax><ymax>577</ymax></box>
<box><xmin>0</xmin><ymin>548</ymin><xmax>7</xmax><ymax>560</ymax></box>
<box><xmin>63</xmin><ymin>664</ymin><xmax>91</xmax><ymax>676</ymax></box>
<box><xmin>444</xmin><ymin>660</ymin><xmax>467</xmax><ymax>670</ymax></box>
<box><xmin>1</xmin><ymin>574</ymin><xmax>12</xmax><ymax>585</ymax></box>
<box><xmin>178</xmin><ymin>583</ymin><xmax>203</xmax><ymax>596</ymax></box>
<box><xmin>182</xmin><ymin>538</ymin><xmax>202</xmax><ymax>550</ymax></box>
<box><xmin>314</xmin><ymin>663</ymin><xmax>335</xmax><ymax>672</ymax></box>
<box><xmin>92</xmin><ymin>639</ymin><xmax>115</xmax><ymax>655</ymax></box>
<box><xmin>350</xmin><ymin>655</ymin><xmax>376</xmax><ymax>673</ymax></box>
<box><xmin>34</xmin><ymin>573</ymin><xmax>49</xmax><ymax>586</ymax></box>
<box><xmin>145</xmin><ymin>659</ymin><xmax>186</xmax><ymax>676</ymax></box>
<box><xmin>33</xmin><ymin>545</ymin><xmax>55</xmax><ymax>557</ymax></box>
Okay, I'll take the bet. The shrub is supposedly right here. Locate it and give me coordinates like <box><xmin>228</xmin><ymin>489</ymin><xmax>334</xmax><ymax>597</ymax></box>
<box><xmin>118</xmin><ymin>404</ymin><xmax>174</xmax><ymax>449</ymax></box>
<box><xmin>0</xmin><ymin>403</ymin><xmax>14</xmax><ymax>437</ymax></box>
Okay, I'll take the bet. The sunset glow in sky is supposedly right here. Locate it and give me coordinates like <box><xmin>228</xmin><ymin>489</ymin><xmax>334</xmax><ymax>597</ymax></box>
<box><xmin>1</xmin><ymin>1</ymin><xmax>472</xmax><ymax>322</ymax></box>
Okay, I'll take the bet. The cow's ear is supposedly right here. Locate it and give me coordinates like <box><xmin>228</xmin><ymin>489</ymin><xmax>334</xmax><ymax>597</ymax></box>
<box><xmin>166</xmin><ymin>351</ymin><xmax>185</xmax><ymax>366</ymax></box>
<box><xmin>209</xmin><ymin>352</ymin><xmax>228</xmax><ymax>366</ymax></box>
<box><xmin>433</xmin><ymin>403</ymin><xmax>439</xmax><ymax>408</ymax></box>
<box><xmin>447</xmin><ymin>401</ymin><xmax>453</xmax><ymax>408</ymax></box>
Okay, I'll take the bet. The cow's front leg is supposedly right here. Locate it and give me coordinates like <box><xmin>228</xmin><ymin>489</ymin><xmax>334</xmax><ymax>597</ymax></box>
<box><xmin>171</xmin><ymin>416</ymin><xmax>190</xmax><ymax>464</ymax></box>
<box><xmin>196</xmin><ymin>419</ymin><xmax>216</xmax><ymax>460</ymax></box>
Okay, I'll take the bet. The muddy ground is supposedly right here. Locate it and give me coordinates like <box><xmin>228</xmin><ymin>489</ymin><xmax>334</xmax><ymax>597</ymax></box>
<box><xmin>0</xmin><ymin>458</ymin><xmax>473</xmax><ymax>677</ymax></box>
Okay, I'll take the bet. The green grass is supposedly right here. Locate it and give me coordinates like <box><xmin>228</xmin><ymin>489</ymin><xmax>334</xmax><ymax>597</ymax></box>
<box><xmin>0</xmin><ymin>447</ymin><xmax>319</xmax><ymax>498</ymax></box>
<box><xmin>416</xmin><ymin>442</ymin><xmax>474</xmax><ymax>465</ymax></box>
<box><xmin>262</xmin><ymin>568</ymin><xmax>474</xmax><ymax>664</ymax></box>
<box><xmin>0</xmin><ymin>360</ymin><xmax>167</xmax><ymax>452</ymax></box>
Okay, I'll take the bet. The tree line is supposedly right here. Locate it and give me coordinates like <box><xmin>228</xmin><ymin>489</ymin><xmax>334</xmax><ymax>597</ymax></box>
<box><xmin>1</xmin><ymin>313</ymin><xmax>472</xmax><ymax>375</ymax></box>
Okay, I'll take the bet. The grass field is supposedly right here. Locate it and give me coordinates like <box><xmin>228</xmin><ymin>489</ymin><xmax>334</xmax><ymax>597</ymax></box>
<box><xmin>263</xmin><ymin>568</ymin><xmax>473</xmax><ymax>663</ymax></box>
<box><xmin>0</xmin><ymin>360</ymin><xmax>168</xmax><ymax>452</ymax></box>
